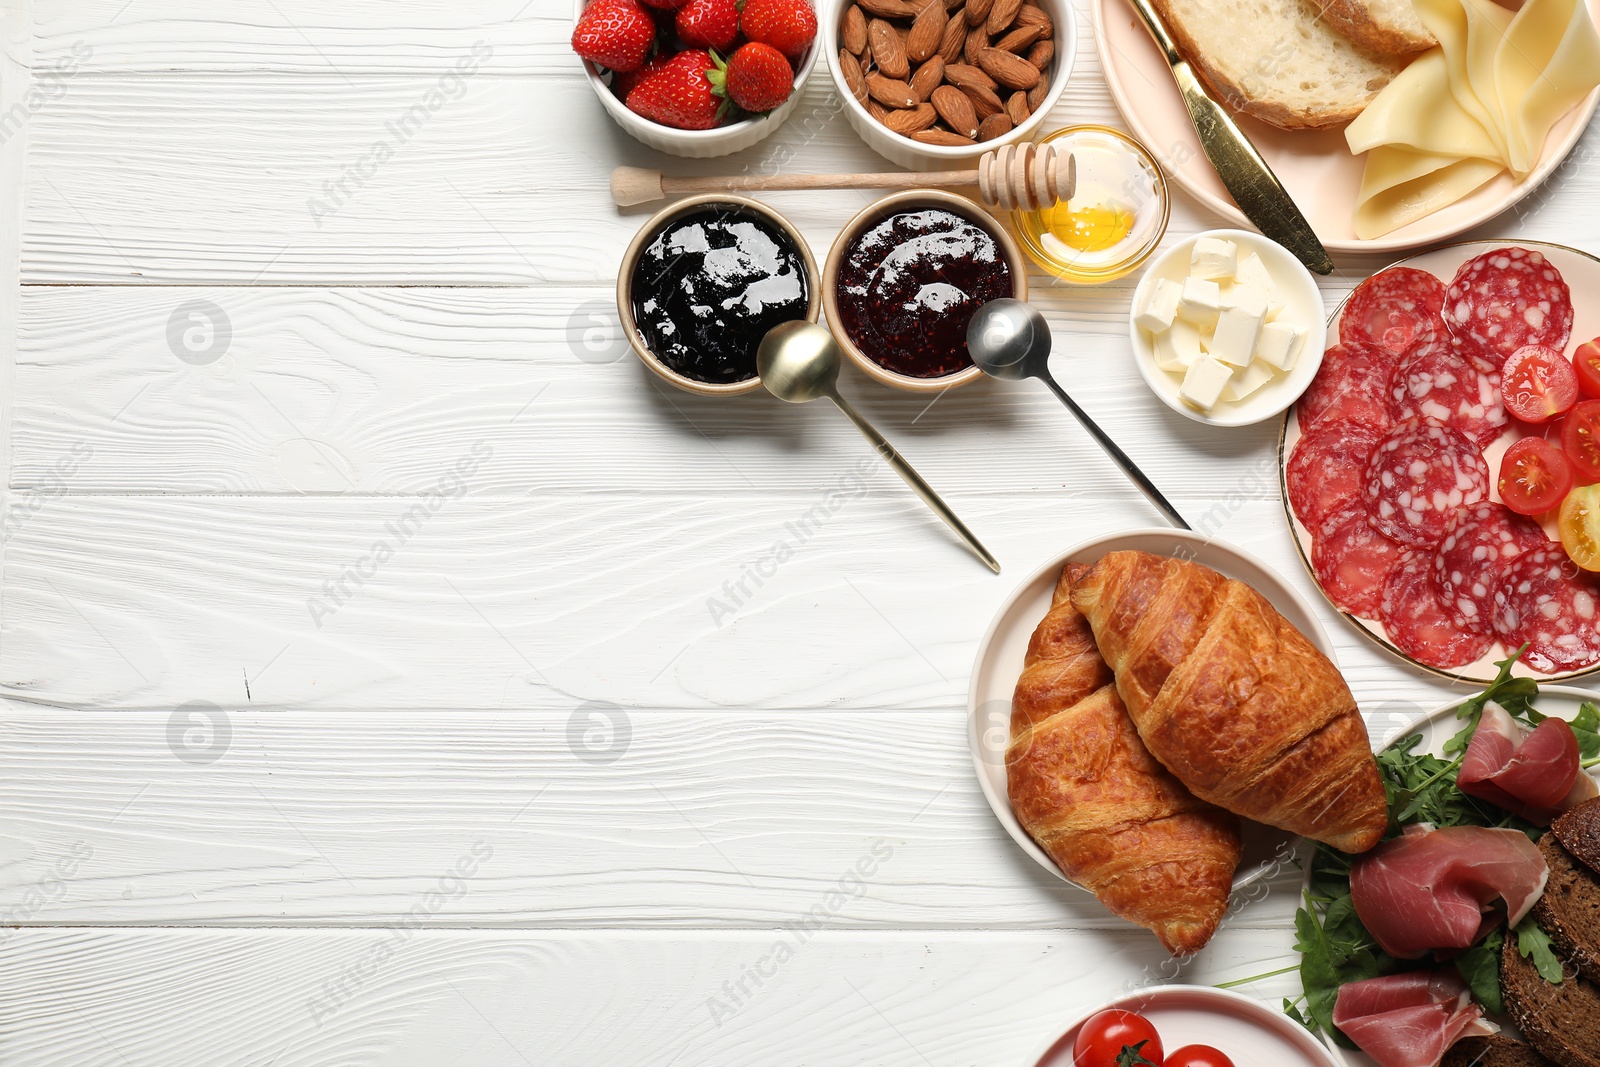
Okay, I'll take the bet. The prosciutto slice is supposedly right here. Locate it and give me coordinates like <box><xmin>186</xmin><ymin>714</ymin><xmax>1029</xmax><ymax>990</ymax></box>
<box><xmin>1333</xmin><ymin>971</ymin><xmax>1497</xmax><ymax>1067</ymax></box>
<box><xmin>1350</xmin><ymin>825</ymin><xmax>1548</xmax><ymax>958</ymax></box>
<box><xmin>1458</xmin><ymin>702</ymin><xmax>1598</xmax><ymax>824</ymax></box>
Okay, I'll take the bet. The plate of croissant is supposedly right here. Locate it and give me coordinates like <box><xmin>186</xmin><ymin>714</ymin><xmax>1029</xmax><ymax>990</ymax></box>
<box><xmin>968</xmin><ymin>531</ymin><xmax>1392</xmax><ymax>957</ymax></box>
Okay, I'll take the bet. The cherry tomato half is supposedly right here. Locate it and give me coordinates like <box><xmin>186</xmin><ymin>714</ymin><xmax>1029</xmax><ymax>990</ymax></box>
<box><xmin>1500</xmin><ymin>436</ymin><xmax>1574</xmax><ymax>516</ymax></box>
<box><xmin>1563</xmin><ymin>400</ymin><xmax>1600</xmax><ymax>482</ymax></box>
<box><xmin>1575</xmin><ymin>339</ymin><xmax>1600</xmax><ymax>400</ymax></box>
<box><xmin>1073</xmin><ymin>1010</ymin><xmax>1164</xmax><ymax>1067</ymax></box>
<box><xmin>1560</xmin><ymin>484</ymin><xmax>1600</xmax><ymax>572</ymax></box>
<box><xmin>1165</xmin><ymin>1045</ymin><xmax>1237</xmax><ymax>1067</ymax></box>
<box><xmin>1504</xmin><ymin>344</ymin><xmax>1580</xmax><ymax>423</ymax></box>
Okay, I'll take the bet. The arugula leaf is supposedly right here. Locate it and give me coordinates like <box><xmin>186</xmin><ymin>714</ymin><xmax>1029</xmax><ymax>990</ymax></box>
<box><xmin>1571</xmin><ymin>702</ymin><xmax>1600</xmax><ymax>761</ymax></box>
<box><xmin>1444</xmin><ymin>647</ymin><xmax>1537</xmax><ymax>756</ymax></box>
<box><xmin>1285</xmin><ymin>1000</ymin><xmax>1314</xmax><ymax>1032</ymax></box>
<box><xmin>1454</xmin><ymin>927</ymin><xmax>1505</xmax><ymax>1015</ymax></box>
<box><xmin>1515</xmin><ymin>917</ymin><xmax>1566</xmax><ymax>985</ymax></box>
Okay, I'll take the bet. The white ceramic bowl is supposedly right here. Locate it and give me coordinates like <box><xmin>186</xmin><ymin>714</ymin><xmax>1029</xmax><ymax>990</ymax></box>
<box><xmin>968</xmin><ymin>529</ymin><xmax>1325</xmax><ymax>894</ymax></box>
<box><xmin>822</xmin><ymin>0</ymin><xmax>1076</xmax><ymax>170</ymax></box>
<box><xmin>1128</xmin><ymin>229</ymin><xmax>1326</xmax><ymax>428</ymax></box>
<box><xmin>576</xmin><ymin>0</ymin><xmax>822</xmax><ymax>159</ymax></box>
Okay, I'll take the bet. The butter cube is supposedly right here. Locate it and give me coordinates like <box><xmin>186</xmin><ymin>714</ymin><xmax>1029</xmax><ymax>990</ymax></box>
<box><xmin>1180</xmin><ymin>356</ymin><xmax>1233</xmax><ymax>412</ymax></box>
<box><xmin>1136</xmin><ymin>278</ymin><xmax>1183</xmax><ymax>333</ymax></box>
<box><xmin>1190</xmin><ymin>237</ymin><xmax>1238</xmax><ymax>281</ymax></box>
<box><xmin>1155</xmin><ymin>319</ymin><xmax>1203</xmax><ymax>373</ymax></box>
<box><xmin>1224</xmin><ymin>360</ymin><xmax>1276</xmax><ymax>402</ymax></box>
<box><xmin>1211</xmin><ymin>302</ymin><xmax>1264</xmax><ymax>368</ymax></box>
<box><xmin>1234</xmin><ymin>253</ymin><xmax>1284</xmax><ymax>319</ymax></box>
<box><xmin>1198</xmin><ymin>324</ymin><xmax>1215</xmax><ymax>353</ymax></box>
<box><xmin>1222</xmin><ymin>283</ymin><xmax>1268</xmax><ymax>319</ymax></box>
<box><xmin>1177</xmin><ymin>277</ymin><xmax>1221</xmax><ymax>327</ymax></box>
<box><xmin>1255</xmin><ymin>320</ymin><xmax>1306</xmax><ymax>371</ymax></box>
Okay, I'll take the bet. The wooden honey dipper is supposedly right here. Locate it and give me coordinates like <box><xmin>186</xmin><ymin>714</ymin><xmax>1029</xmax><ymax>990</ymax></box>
<box><xmin>610</xmin><ymin>142</ymin><xmax>1075</xmax><ymax>212</ymax></box>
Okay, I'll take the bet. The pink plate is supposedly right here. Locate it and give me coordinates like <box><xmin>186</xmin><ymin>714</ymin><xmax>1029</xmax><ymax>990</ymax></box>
<box><xmin>1091</xmin><ymin>0</ymin><xmax>1600</xmax><ymax>253</ymax></box>
<box><xmin>1278</xmin><ymin>239</ymin><xmax>1600</xmax><ymax>684</ymax></box>
<box><xmin>1026</xmin><ymin>986</ymin><xmax>1341</xmax><ymax>1067</ymax></box>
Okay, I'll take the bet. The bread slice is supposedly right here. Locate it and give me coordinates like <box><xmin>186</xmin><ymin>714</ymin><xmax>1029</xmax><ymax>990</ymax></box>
<box><xmin>1533</xmin><ymin>834</ymin><xmax>1600</xmax><ymax>984</ymax></box>
<box><xmin>1501</xmin><ymin>931</ymin><xmax>1600</xmax><ymax>1067</ymax></box>
<box><xmin>1312</xmin><ymin>0</ymin><xmax>1435</xmax><ymax>57</ymax></box>
<box><xmin>1149</xmin><ymin>0</ymin><xmax>1408</xmax><ymax>128</ymax></box>
<box><xmin>1444</xmin><ymin>1034</ymin><xmax>1560</xmax><ymax>1067</ymax></box>
<box><xmin>1552</xmin><ymin>797</ymin><xmax>1600</xmax><ymax>872</ymax></box>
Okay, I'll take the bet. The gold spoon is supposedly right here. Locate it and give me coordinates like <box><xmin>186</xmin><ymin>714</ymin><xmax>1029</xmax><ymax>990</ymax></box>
<box><xmin>757</xmin><ymin>321</ymin><xmax>1000</xmax><ymax>574</ymax></box>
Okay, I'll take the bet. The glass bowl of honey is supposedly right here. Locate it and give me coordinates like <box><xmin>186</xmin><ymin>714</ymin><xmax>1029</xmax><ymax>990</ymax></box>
<box><xmin>1009</xmin><ymin>125</ymin><xmax>1169</xmax><ymax>284</ymax></box>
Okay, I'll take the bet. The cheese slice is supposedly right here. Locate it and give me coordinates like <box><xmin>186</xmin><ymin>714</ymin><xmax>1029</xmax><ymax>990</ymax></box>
<box><xmin>1354</xmin><ymin>150</ymin><xmax>1504</xmax><ymax>239</ymax></box>
<box><xmin>1498</xmin><ymin>0</ymin><xmax>1600</xmax><ymax>175</ymax></box>
<box><xmin>1345</xmin><ymin>50</ymin><xmax>1500</xmax><ymax>161</ymax></box>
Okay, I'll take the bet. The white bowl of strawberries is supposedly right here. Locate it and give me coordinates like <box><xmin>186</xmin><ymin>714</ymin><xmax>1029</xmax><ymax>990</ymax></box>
<box><xmin>573</xmin><ymin>0</ymin><xmax>821</xmax><ymax>157</ymax></box>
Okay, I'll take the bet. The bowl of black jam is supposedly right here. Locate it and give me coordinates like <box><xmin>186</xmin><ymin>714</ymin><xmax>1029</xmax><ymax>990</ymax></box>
<box><xmin>618</xmin><ymin>195</ymin><xmax>819</xmax><ymax>397</ymax></box>
<box><xmin>823</xmin><ymin>190</ymin><xmax>1028</xmax><ymax>394</ymax></box>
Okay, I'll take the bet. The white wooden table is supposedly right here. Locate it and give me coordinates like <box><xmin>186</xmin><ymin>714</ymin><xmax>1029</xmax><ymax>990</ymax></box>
<box><xmin>1</xmin><ymin>2</ymin><xmax>1596</xmax><ymax>1063</ymax></box>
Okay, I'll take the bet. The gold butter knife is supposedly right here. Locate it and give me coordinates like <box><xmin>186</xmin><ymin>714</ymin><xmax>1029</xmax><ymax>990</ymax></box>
<box><xmin>1124</xmin><ymin>0</ymin><xmax>1336</xmax><ymax>275</ymax></box>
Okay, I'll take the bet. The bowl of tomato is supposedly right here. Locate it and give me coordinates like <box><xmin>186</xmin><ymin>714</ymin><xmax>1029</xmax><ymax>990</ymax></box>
<box><xmin>1026</xmin><ymin>987</ymin><xmax>1341</xmax><ymax>1067</ymax></box>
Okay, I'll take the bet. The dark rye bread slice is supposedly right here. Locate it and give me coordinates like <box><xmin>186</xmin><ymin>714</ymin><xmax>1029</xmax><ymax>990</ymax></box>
<box><xmin>1501</xmin><ymin>932</ymin><xmax>1600</xmax><ymax>1067</ymax></box>
<box><xmin>1534</xmin><ymin>834</ymin><xmax>1600</xmax><ymax>983</ymax></box>
<box><xmin>1444</xmin><ymin>1034</ymin><xmax>1560</xmax><ymax>1067</ymax></box>
<box><xmin>1551</xmin><ymin>797</ymin><xmax>1600</xmax><ymax>873</ymax></box>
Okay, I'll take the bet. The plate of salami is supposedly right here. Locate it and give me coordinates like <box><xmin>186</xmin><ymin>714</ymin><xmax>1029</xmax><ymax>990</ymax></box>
<box><xmin>1279</xmin><ymin>241</ymin><xmax>1600</xmax><ymax>684</ymax></box>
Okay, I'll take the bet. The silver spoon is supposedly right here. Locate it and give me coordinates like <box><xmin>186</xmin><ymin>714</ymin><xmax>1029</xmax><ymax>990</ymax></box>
<box><xmin>967</xmin><ymin>299</ymin><xmax>1191</xmax><ymax>531</ymax></box>
<box><xmin>757</xmin><ymin>321</ymin><xmax>1001</xmax><ymax>574</ymax></box>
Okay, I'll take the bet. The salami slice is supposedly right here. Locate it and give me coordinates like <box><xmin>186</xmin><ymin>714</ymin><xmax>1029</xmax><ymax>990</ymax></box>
<box><xmin>1287</xmin><ymin>420</ymin><xmax>1385</xmax><ymax>535</ymax></box>
<box><xmin>1297</xmin><ymin>342</ymin><xmax>1393</xmax><ymax>434</ymax></box>
<box><xmin>1379</xmin><ymin>548</ymin><xmax>1494</xmax><ymax>669</ymax></box>
<box><xmin>1433</xmin><ymin>502</ymin><xmax>1548</xmax><ymax>635</ymax></box>
<box><xmin>1340</xmin><ymin>267</ymin><xmax>1448</xmax><ymax>360</ymax></box>
<box><xmin>1493</xmin><ymin>544</ymin><xmax>1600</xmax><ymax>674</ymax></box>
<box><xmin>1388</xmin><ymin>335</ymin><xmax>1508</xmax><ymax>447</ymax></box>
<box><xmin>1363</xmin><ymin>421</ymin><xmax>1491</xmax><ymax>548</ymax></box>
<box><xmin>1443</xmin><ymin>247</ymin><xmax>1574</xmax><ymax>362</ymax></box>
<box><xmin>1313</xmin><ymin>507</ymin><xmax>1405</xmax><ymax>620</ymax></box>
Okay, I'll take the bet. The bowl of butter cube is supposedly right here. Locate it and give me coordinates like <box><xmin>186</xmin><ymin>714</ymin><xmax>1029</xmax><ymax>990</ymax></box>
<box><xmin>1126</xmin><ymin>229</ymin><xmax>1325</xmax><ymax>427</ymax></box>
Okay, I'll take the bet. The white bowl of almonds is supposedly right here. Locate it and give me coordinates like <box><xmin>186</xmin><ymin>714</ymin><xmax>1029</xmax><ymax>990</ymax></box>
<box><xmin>823</xmin><ymin>0</ymin><xmax>1075</xmax><ymax>169</ymax></box>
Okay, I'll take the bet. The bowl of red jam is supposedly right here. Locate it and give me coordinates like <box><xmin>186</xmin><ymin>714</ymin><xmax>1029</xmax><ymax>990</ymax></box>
<box><xmin>618</xmin><ymin>194</ymin><xmax>819</xmax><ymax>397</ymax></box>
<box><xmin>824</xmin><ymin>191</ymin><xmax>1028</xmax><ymax>393</ymax></box>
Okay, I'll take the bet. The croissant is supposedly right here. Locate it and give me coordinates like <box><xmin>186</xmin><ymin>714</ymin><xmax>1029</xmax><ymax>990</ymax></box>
<box><xmin>1008</xmin><ymin>563</ymin><xmax>1243</xmax><ymax>956</ymax></box>
<box><xmin>1070</xmin><ymin>550</ymin><xmax>1388</xmax><ymax>854</ymax></box>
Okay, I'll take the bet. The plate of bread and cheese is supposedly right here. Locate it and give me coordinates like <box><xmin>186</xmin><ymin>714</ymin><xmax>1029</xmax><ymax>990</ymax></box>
<box><xmin>1092</xmin><ymin>0</ymin><xmax>1600</xmax><ymax>250</ymax></box>
<box><xmin>968</xmin><ymin>530</ymin><xmax>1389</xmax><ymax>957</ymax></box>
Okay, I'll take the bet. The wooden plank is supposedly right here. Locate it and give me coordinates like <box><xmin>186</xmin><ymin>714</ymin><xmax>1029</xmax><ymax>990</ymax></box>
<box><xmin>0</xmin><ymin>928</ymin><xmax>1303</xmax><ymax>1066</ymax></box>
<box><xmin>0</xmin><ymin>494</ymin><xmax>1460</xmax><ymax>711</ymax></box>
<box><xmin>0</xmin><ymin>704</ymin><xmax>1310</xmax><ymax>928</ymax></box>
<box><xmin>13</xmin><ymin>283</ymin><xmax>1292</xmax><ymax>497</ymax></box>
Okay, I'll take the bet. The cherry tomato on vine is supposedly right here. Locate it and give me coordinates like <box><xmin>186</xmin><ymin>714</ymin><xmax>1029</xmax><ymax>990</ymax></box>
<box><xmin>1573</xmin><ymin>338</ymin><xmax>1600</xmax><ymax>400</ymax></box>
<box><xmin>1073</xmin><ymin>1010</ymin><xmax>1164</xmax><ymax>1067</ymax></box>
<box><xmin>1562</xmin><ymin>400</ymin><xmax>1600</xmax><ymax>482</ymax></box>
<box><xmin>1165</xmin><ymin>1045</ymin><xmax>1237</xmax><ymax>1067</ymax></box>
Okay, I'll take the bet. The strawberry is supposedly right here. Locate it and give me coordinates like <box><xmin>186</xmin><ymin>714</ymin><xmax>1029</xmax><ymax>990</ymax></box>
<box><xmin>709</xmin><ymin>42</ymin><xmax>794</xmax><ymax>113</ymax></box>
<box><xmin>572</xmin><ymin>0</ymin><xmax>657</xmax><ymax>73</ymax></box>
<box><xmin>738</xmin><ymin>0</ymin><xmax>817</xmax><ymax>58</ymax></box>
<box><xmin>614</xmin><ymin>50</ymin><xmax>670</xmax><ymax>98</ymax></box>
<box><xmin>675</xmin><ymin>0</ymin><xmax>739</xmax><ymax>52</ymax></box>
<box><xmin>639</xmin><ymin>0</ymin><xmax>688</xmax><ymax>8</ymax></box>
<box><xmin>625</xmin><ymin>48</ymin><xmax>727</xmax><ymax>129</ymax></box>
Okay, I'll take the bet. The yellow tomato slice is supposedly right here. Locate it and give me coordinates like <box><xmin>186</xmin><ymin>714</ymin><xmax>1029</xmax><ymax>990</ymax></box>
<box><xmin>1559</xmin><ymin>484</ymin><xmax>1600</xmax><ymax>572</ymax></box>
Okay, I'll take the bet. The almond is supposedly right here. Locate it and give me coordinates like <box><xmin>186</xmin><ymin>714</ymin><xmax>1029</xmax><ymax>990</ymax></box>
<box><xmin>994</xmin><ymin>24</ymin><xmax>1043</xmax><ymax>52</ymax></box>
<box><xmin>961</xmin><ymin>81</ymin><xmax>1004</xmax><ymax>117</ymax></box>
<box><xmin>905</xmin><ymin>1</ymin><xmax>947</xmax><ymax>63</ymax></box>
<box><xmin>865</xmin><ymin>73</ymin><xmax>919</xmax><ymax>108</ymax></box>
<box><xmin>1006</xmin><ymin>89</ymin><xmax>1029</xmax><ymax>124</ymax></box>
<box><xmin>913</xmin><ymin>128</ymin><xmax>977</xmax><ymax>146</ymax></box>
<box><xmin>1026</xmin><ymin>75</ymin><xmax>1049</xmax><ymax>110</ymax></box>
<box><xmin>842</xmin><ymin>5</ymin><xmax>869</xmax><ymax>54</ymax></box>
<box><xmin>963</xmin><ymin>24</ymin><xmax>986</xmax><ymax>64</ymax></box>
<box><xmin>984</xmin><ymin>0</ymin><xmax>1021</xmax><ymax>34</ymax></box>
<box><xmin>860</xmin><ymin>48</ymin><xmax>873</xmax><ymax>75</ymax></box>
<box><xmin>883</xmin><ymin>102</ymin><xmax>939</xmax><ymax>134</ymax></box>
<box><xmin>964</xmin><ymin>0</ymin><xmax>994</xmax><ymax>26</ymax></box>
<box><xmin>840</xmin><ymin>49</ymin><xmax>869</xmax><ymax>102</ymax></box>
<box><xmin>929</xmin><ymin>85</ymin><xmax>979</xmax><ymax>138</ymax></box>
<box><xmin>1025</xmin><ymin>39</ymin><xmax>1053</xmax><ymax>69</ymax></box>
<box><xmin>977</xmin><ymin>112</ymin><xmax>1013</xmax><ymax>141</ymax></box>
<box><xmin>866</xmin><ymin>98</ymin><xmax>892</xmax><ymax>122</ymax></box>
<box><xmin>868</xmin><ymin>19</ymin><xmax>910</xmax><ymax>79</ymax></box>
<box><xmin>943</xmin><ymin>0</ymin><xmax>965</xmax><ymax>9</ymax></box>
<box><xmin>943</xmin><ymin>62</ymin><xmax>996</xmax><ymax>92</ymax></box>
<box><xmin>910</xmin><ymin>57</ymin><xmax>944</xmax><ymax>101</ymax></box>
<box><xmin>1014</xmin><ymin>4</ymin><xmax>1052</xmax><ymax>38</ymax></box>
<box><xmin>938</xmin><ymin>16</ymin><xmax>966</xmax><ymax>62</ymax></box>
<box><xmin>858</xmin><ymin>0</ymin><xmax>922</xmax><ymax>16</ymax></box>
<box><xmin>976</xmin><ymin>47</ymin><xmax>1039</xmax><ymax>89</ymax></box>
